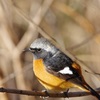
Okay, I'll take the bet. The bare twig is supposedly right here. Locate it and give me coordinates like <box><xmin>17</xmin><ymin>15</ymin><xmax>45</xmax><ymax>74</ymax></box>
<box><xmin>67</xmin><ymin>33</ymin><xmax>97</xmax><ymax>50</ymax></box>
<box><xmin>52</xmin><ymin>1</ymin><xmax>95</xmax><ymax>34</ymax></box>
<box><xmin>0</xmin><ymin>1</ymin><xmax>54</xmax><ymax>100</ymax></box>
<box><xmin>0</xmin><ymin>87</ymin><xmax>100</xmax><ymax>98</ymax></box>
<box><xmin>14</xmin><ymin>0</ymin><xmax>54</xmax><ymax>52</ymax></box>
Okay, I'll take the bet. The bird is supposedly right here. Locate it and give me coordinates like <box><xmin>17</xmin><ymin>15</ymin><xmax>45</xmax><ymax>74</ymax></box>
<box><xmin>28</xmin><ymin>37</ymin><xmax>100</xmax><ymax>99</ymax></box>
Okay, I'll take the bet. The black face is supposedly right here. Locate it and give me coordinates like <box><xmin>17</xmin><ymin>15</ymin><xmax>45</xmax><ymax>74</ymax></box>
<box><xmin>29</xmin><ymin>47</ymin><xmax>53</xmax><ymax>60</ymax></box>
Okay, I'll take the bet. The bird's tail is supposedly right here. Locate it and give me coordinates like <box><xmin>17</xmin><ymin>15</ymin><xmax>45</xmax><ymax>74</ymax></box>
<box><xmin>83</xmin><ymin>82</ymin><xmax>100</xmax><ymax>100</ymax></box>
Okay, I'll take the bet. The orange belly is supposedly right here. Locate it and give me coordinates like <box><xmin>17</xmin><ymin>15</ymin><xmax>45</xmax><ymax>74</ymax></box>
<box><xmin>33</xmin><ymin>59</ymin><xmax>81</xmax><ymax>91</ymax></box>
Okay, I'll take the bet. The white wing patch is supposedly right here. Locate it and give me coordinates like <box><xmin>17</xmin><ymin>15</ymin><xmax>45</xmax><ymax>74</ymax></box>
<box><xmin>59</xmin><ymin>67</ymin><xmax>73</xmax><ymax>74</ymax></box>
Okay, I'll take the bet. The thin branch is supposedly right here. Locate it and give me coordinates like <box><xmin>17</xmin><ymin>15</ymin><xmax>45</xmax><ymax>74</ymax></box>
<box><xmin>52</xmin><ymin>1</ymin><xmax>95</xmax><ymax>34</ymax></box>
<box><xmin>13</xmin><ymin>0</ymin><xmax>54</xmax><ymax>52</ymax></box>
<box><xmin>67</xmin><ymin>33</ymin><xmax>98</xmax><ymax>50</ymax></box>
<box><xmin>0</xmin><ymin>87</ymin><xmax>100</xmax><ymax>98</ymax></box>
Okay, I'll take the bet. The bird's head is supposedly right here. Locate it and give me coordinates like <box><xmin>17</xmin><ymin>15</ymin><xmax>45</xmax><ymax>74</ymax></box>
<box><xmin>29</xmin><ymin>38</ymin><xmax>58</xmax><ymax>60</ymax></box>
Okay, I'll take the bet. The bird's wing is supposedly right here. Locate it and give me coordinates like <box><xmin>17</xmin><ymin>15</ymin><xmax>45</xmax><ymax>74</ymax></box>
<box><xmin>45</xmin><ymin>52</ymin><xmax>85</xmax><ymax>86</ymax></box>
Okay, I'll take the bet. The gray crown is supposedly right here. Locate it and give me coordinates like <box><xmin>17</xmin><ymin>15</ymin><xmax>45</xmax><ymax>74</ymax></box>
<box><xmin>30</xmin><ymin>38</ymin><xmax>58</xmax><ymax>54</ymax></box>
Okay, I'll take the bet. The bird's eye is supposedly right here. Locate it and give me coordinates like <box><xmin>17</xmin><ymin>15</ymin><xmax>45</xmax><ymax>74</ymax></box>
<box><xmin>37</xmin><ymin>48</ymin><xmax>42</xmax><ymax>52</ymax></box>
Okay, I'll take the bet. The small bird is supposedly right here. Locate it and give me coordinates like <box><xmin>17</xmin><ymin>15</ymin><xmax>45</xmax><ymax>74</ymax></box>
<box><xmin>28</xmin><ymin>37</ymin><xmax>100</xmax><ymax>99</ymax></box>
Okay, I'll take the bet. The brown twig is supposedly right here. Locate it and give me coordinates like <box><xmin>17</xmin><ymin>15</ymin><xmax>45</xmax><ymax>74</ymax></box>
<box><xmin>0</xmin><ymin>87</ymin><xmax>100</xmax><ymax>98</ymax></box>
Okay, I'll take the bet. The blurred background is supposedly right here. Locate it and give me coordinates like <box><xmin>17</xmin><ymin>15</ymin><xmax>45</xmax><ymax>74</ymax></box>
<box><xmin>0</xmin><ymin>0</ymin><xmax>100</xmax><ymax>100</ymax></box>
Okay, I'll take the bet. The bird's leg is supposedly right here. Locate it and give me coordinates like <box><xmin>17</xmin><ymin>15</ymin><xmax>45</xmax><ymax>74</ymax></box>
<box><xmin>42</xmin><ymin>90</ymin><xmax>50</xmax><ymax>97</ymax></box>
<box><xmin>63</xmin><ymin>89</ymin><xmax>69</xmax><ymax>98</ymax></box>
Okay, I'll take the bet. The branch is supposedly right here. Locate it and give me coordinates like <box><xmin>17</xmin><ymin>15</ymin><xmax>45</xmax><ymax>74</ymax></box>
<box><xmin>0</xmin><ymin>87</ymin><xmax>100</xmax><ymax>98</ymax></box>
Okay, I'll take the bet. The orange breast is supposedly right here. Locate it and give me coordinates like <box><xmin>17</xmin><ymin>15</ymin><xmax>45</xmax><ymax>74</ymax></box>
<box><xmin>33</xmin><ymin>59</ymin><xmax>80</xmax><ymax>91</ymax></box>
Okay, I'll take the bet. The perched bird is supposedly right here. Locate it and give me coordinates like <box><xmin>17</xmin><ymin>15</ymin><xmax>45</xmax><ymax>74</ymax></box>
<box><xmin>28</xmin><ymin>37</ymin><xmax>100</xmax><ymax>99</ymax></box>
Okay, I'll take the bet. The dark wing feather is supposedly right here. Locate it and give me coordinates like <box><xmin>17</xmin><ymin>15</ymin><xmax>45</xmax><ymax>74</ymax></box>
<box><xmin>45</xmin><ymin>51</ymin><xmax>73</xmax><ymax>71</ymax></box>
<box><xmin>44</xmin><ymin>51</ymin><xmax>85</xmax><ymax>86</ymax></box>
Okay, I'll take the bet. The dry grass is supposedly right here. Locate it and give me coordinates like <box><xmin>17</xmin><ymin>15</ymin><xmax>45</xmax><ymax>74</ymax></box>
<box><xmin>0</xmin><ymin>0</ymin><xmax>100</xmax><ymax>100</ymax></box>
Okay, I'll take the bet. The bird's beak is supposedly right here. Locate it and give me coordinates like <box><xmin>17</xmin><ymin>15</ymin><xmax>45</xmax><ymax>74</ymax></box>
<box><xmin>23</xmin><ymin>48</ymin><xmax>31</xmax><ymax>52</ymax></box>
<box><xmin>23</xmin><ymin>48</ymin><xmax>35</xmax><ymax>53</ymax></box>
